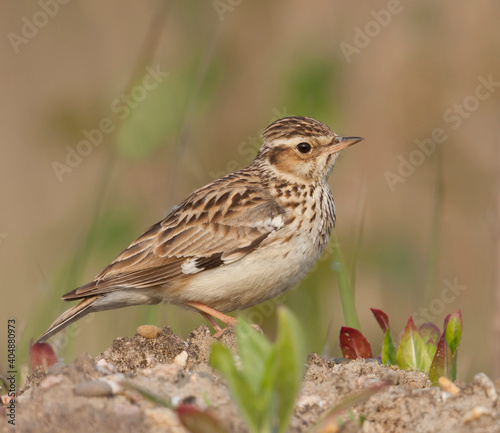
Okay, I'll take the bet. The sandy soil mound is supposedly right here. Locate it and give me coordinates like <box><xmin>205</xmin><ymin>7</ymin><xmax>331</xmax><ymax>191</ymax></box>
<box><xmin>3</xmin><ymin>325</ymin><xmax>499</xmax><ymax>432</ymax></box>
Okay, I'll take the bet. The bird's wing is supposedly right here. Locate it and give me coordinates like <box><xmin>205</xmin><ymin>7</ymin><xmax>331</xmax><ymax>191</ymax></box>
<box><xmin>63</xmin><ymin>179</ymin><xmax>287</xmax><ymax>299</ymax></box>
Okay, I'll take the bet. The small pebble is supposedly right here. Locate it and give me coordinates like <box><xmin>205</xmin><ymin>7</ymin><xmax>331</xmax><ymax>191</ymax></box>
<box><xmin>73</xmin><ymin>380</ymin><xmax>113</xmax><ymax>397</ymax></box>
<box><xmin>474</xmin><ymin>372</ymin><xmax>498</xmax><ymax>402</ymax></box>
<box><xmin>47</xmin><ymin>362</ymin><xmax>67</xmax><ymax>376</ymax></box>
<box><xmin>40</xmin><ymin>375</ymin><xmax>63</xmax><ymax>389</ymax></box>
<box><xmin>440</xmin><ymin>391</ymin><xmax>451</xmax><ymax>403</ymax></box>
<box><xmin>171</xmin><ymin>395</ymin><xmax>182</xmax><ymax>407</ymax></box>
<box><xmin>296</xmin><ymin>394</ymin><xmax>324</xmax><ymax>409</ymax></box>
<box><xmin>137</xmin><ymin>325</ymin><xmax>162</xmax><ymax>339</ymax></box>
<box><xmin>174</xmin><ymin>351</ymin><xmax>188</xmax><ymax>368</ymax></box>
<box><xmin>95</xmin><ymin>359</ymin><xmax>117</xmax><ymax>375</ymax></box>
<box><xmin>438</xmin><ymin>377</ymin><xmax>460</xmax><ymax>395</ymax></box>
<box><xmin>462</xmin><ymin>406</ymin><xmax>495</xmax><ymax>423</ymax></box>
<box><xmin>101</xmin><ymin>378</ymin><xmax>123</xmax><ymax>395</ymax></box>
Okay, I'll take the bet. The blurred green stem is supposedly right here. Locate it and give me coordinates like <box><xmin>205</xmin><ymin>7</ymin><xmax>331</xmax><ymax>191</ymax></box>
<box><xmin>332</xmin><ymin>231</ymin><xmax>361</xmax><ymax>330</ymax></box>
<box><xmin>349</xmin><ymin>183</ymin><xmax>366</xmax><ymax>289</ymax></box>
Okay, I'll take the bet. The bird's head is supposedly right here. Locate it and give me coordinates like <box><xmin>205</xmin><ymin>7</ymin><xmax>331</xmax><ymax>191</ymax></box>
<box><xmin>255</xmin><ymin>116</ymin><xmax>363</xmax><ymax>184</ymax></box>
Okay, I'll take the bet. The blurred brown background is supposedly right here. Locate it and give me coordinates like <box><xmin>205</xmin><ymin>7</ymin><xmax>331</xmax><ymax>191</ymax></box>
<box><xmin>1</xmin><ymin>1</ymin><xmax>499</xmax><ymax>380</ymax></box>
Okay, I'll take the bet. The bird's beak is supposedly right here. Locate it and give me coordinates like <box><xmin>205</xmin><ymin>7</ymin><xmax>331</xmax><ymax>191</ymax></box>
<box><xmin>328</xmin><ymin>136</ymin><xmax>364</xmax><ymax>154</ymax></box>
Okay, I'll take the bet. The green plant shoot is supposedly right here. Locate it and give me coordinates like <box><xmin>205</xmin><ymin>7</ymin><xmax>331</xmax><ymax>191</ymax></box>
<box><xmin>210</xmin><ymin>307</ymin><xmax>306</xmax><ymax>433</ymax></box>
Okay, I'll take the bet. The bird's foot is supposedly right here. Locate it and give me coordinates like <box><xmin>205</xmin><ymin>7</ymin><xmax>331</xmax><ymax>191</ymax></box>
<box><xmin>186</xmin><ymin>301</ymin><xmax>263</xmax><ymax>338</ymax></box>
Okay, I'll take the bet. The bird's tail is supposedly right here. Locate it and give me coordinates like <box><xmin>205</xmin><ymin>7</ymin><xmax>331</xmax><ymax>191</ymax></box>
<box><xmin>35</xmin><ymin>295</ymin><xmax>99</xmax><ymax>343</ymax></box>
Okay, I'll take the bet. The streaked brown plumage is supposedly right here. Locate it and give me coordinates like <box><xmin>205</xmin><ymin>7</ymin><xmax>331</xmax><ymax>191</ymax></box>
<box><xmin>36</xmin><ymin>116</ymin><xmax>362</xmax><ymax>342</ymax></box>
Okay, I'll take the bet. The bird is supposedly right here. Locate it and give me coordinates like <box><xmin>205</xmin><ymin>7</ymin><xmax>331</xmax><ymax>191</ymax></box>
<box><xmin>35</xmin><ymin>116</ymin><xmax>363</xmax><ymax>343</ymax></box>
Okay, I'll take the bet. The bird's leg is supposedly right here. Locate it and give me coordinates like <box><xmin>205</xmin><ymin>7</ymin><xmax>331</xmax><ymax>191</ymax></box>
<box><xmin>186</xmin><ymin>301</ymin><xmax>237</xmax><ymax>338</ymax></box>
<box><xmin>199</xmin><ymin>311</ymin><xmax>222</xmax><ymax>333</ymax></box>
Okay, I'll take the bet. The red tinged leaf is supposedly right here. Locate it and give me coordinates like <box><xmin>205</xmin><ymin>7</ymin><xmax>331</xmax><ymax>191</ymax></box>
<box><xmin>419</xmin><ymin>323</ymin><xmax>441</xmax><ymax>344</ymax></box>
<box><xmin>370</xmin><ymin>308</ymin><xmax>390</xmax><ymax>333</ymax></box>
<box><xmin>177</xmin><ymin>404</ymin><xmax>228</xmax><ymax>433</ymax></box>
<box><xmin>444</xmin><ymin>313</ymin><xmax>451</xmax><ymax>328</ymax></box>
<box><xmin>30</xmin><ymin>340</ymin><xmax>58</xmax><ymax>371</ymax></box>
<box><xmin>339</xmin><ymin>327</ymin><xmax>373</xmax><ymax>359</ymax></box>
<box><xmin>429</xmin><ymin>330</ymin><xmax>453</xmax><ymax>385</ymax></box>
<box><xmin>418</xmin><ymin>323</ymin><xmax>441</xmax><ymax>359</ymax></box>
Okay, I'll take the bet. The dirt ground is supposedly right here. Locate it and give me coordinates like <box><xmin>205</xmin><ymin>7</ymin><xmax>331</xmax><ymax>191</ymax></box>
<box><xmin>2</xmin><ymin>325</ymin><xmax>500</xmax><ymax>433</ymax></box>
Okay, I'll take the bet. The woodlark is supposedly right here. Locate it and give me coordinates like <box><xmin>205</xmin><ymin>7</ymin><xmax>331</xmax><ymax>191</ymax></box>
<box><xmin>36</xmin><ymin>116</ymin><xmax>362</xmax><ymax>342</ymax></box>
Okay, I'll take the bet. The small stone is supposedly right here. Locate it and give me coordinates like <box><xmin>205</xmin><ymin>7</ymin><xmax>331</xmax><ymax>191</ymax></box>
<box><xmin>174</xmin><ymin>351</ymin><xmax>188</xmax><ymax>368</ymax></box>
<box><xmin>438</xmin><ymin>377</ymin><xmax>460</xmax><ymax>395</ymax></box>
<box><xmin>95</xmin><ymin>359</ymin><xmax>117</xmax><ymax>375</ymax></box>
<box><xmin>171</xmin><ymin>395</ymin><xmax>182</xmax><ymax>407</ymax></box>
<box><xmin>296</xmin><ymin>394</ymin><xmax>324</xmax><ymax>409</ymax></box>
<box><xmin>137</xmin><ymin>324</ymin><xmax>162</xmax><ymax>339</ymax></box>
<box><xmin>73</xmin><ymin>380</ymin><xmax>113</xmax><ymax>397</ymax></box>
<box><xmin>47</xmin><ymin>362</ymin><xmax>67</xmax><ymax>376</ymax></box>
<box><xmin>101</xmin><ymin>378</ymin><xmax>123</xmax><ymax>395</ymax></box>
<box><xmin>474</xmin><ymin>372</ymin><xmax>498</xmax><ymax>402</ymax></box>
<box><xmin>440</xmin><ymin>391</ymin><xmax>451</xmax><ymax>403</ymax></box>
<box><xmin>462</xmin><ymin>406</ymin><xmax>496</xmax><ymax>423</ymax></box>
<box><xmin>40</xmin><ymin>375</ymin><xmax>64</xmax><ymax>389</ymax></box>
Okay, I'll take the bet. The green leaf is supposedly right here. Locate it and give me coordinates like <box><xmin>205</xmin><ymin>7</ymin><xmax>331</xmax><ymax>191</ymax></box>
<box><xmin>210</xmin><ymin>309</ymin><xmax>306</xmax><ymax>433</ymax></box>
<box><xmin>444</xmin><ymin>310</ymin><xmax>463</xmax><ymax>381</ymax></box>
<box><xmin>236</xmin><ymin>320</ymin><xmax>275</xmax><ymax>430</ymax></box>
<box><xmin>429</xmin><ymin>331</ymin><xmax>453</xmax><ymax>385</ymax></box>
<box><xmin>381</xmin><ymin>328</ymin><xmax>397</xmax><ymax>365</ymax></box>
<box><xmin>444</xmin><ymin>310</ymin><xmax>462</xmax><ymax>356</ymax></box>
<box><xmin>210</xmin><ymin>343</ymin><xmax>260</xmax><ymax>433</ymax></box>
<box><xmin>396</xmin><ymin>317</ymin><xmax>432</xmax><ymax>372</ymax></box>
<box><xmin>274</xmin><ymin>307</ymin><xmax>306</xmax><ymax>433</ymax></box>
<box><xmin>236</xmin><ymin>320</ymin><xmax>273</xmax><ymax>390</ymax></box>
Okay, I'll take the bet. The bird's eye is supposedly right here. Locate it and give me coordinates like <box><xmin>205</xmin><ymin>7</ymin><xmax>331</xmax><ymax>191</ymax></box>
<box><xmin>296</xmin><ymin>142</ymin><xmax>312</xmax><ymax>154</ymax></box>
